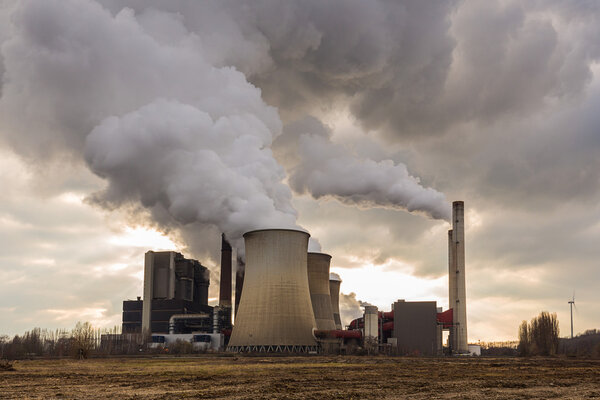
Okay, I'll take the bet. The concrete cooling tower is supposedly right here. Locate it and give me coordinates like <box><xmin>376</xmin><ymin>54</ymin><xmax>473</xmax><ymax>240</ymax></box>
<box><xmin>329</xmin><ymin>274</ymin><xmax>342</xmax><ymax>330</ymax></box>
<box><xmin>307</xmin><ymin>253</ymin><xmax>336</xmax><ymax>331</ymax></box>
<box><xmin>227</xmin><ymin>229</ymin><xmax>318</xmax><ymax>353</ymax></box>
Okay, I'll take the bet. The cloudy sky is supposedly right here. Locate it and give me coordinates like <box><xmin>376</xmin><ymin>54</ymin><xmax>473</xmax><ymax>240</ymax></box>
<box><xmin>1</xmin><ymin>0</ymin><xmax>599</xmax><ymax>341</ymax></box>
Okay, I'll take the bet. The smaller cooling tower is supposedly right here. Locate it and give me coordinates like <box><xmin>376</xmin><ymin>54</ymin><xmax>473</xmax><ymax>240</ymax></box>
<box><xmin>228</xmin><ymin>229</ymin><xmax>318</xmax><ymax>353</ymax></box>
<box><xmin>307</xmin><ymin>253</ymin><xmax>336</xmax><ymax>331</ymax></box>
<box><xmin>329</xmin><ymin>274</ymin><xmax>342</xmax><ymax>330</ymax></box>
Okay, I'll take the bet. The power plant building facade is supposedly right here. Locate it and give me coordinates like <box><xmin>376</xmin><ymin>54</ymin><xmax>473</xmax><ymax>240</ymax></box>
<box><xmin>139</xmin><ymin>251</ymin><xmax>211</xmax><ymax>334</ymax></box>
<box><xmin>392</xmin><ymin>300</ymin><xmax>441</xmax><ymax>356</ymax></box>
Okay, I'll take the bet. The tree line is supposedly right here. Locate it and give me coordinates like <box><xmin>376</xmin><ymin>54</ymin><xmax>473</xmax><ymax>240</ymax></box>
<box><xmin>518</xmin><ymin>311</ymin><xmax>600</xmax><ymax>358</ymax></box>
<box><xmin>0</xmin><ymin>322</ymin><xmax>124</xmax><ymax>359</ymax></box>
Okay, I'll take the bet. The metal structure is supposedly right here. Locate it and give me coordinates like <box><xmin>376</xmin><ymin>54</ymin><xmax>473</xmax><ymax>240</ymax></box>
<box><xmin>448</xmin><ymin>201</ymin><xmax>468</xmax><ymax>353</ymax></box>
<box><xmin>228</xmin><ymin>229</ymin><xmax>318</xmax><ymax>353</ymax></box>
<box><xmin>141</xmin><ymin>251</ymin><xmax>210</xmax><ymax>333</ymax></box>
<box><xmin>307</xmin><ymin>253</ymin><xmax>337</xmax><ymax>331</ymax></box>
<box><xmin>329</xmin><ymin>274</ymin><xmax>342</xmax><ymax>330</ymax></box>
<box><xmin>569</xmin><ymin>295</ymin><xmax>575</xmax><ymax>339</ymax></box>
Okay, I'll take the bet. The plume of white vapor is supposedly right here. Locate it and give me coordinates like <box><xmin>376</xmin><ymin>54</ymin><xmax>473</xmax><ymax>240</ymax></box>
<box><xmin>0</xmin><ymin>0</ymin><xmax>323</xmax><ymax>252</ymax></box>
<box><xmin>290</xmin><ymin>134</ymin><xmax>451</xmax><ymax>221</ymax></box>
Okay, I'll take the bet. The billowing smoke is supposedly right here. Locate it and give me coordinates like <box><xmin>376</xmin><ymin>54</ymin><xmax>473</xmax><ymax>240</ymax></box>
<box><xmin>276</xmin><ymin>116</ymin><xmax>451</xmax><ymax>220</ymax></box>
<box><xmin>0</xmin><ymin>0</ymin><xmax>304</xmax><ymax>253</ymax></box>
<box><xmin>0</xmin><ymin>0</ymin><xmax>448</xmax><ymax>258</ymax></box>
<box><xmin>291</xmin><ymin>133</ymin><xmax>451</xmax><ymax>221</ymax></box>
<box><xmin>339</xmin><ymin>292</ymin><xmax>364</xmax><ymax>327</ymax></box>
<box><xmin>85</xmin><ymin>99</ymin><xmax>299</xmax><ymax>250</ymax></box>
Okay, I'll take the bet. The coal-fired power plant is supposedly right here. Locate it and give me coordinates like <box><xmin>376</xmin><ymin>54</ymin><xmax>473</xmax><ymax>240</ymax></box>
<box><xmin>120</xmin><ymin>200</ymin><xmax>471</xmax><ymax>355</ymax></box>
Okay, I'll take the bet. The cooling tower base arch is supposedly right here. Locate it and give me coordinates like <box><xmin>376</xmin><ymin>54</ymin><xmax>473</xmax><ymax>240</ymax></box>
<box><xmin>228</xmin><ymin>345</ymin><xmax>319</xmax><ymax>353</ymax></box>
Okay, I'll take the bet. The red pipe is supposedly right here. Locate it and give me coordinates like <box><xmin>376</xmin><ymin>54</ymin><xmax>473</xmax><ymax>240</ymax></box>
<box><xmin>314</xmin><ymin>329</ymin><xmax>362</xmax><ymax>339</ymax></box>
<box><xmin>349</xmin><ymin>318</ymin><xmax>363</xmax><ymax>330</ymax></box>
<box><xmin>378</xmin><ymin>311</ymin><xmax>394</xmax><ymax>320</ymax></box>
<box><xmin>382</xmin><ymin>321</ymin><xmax>394</xmax><ymax>331</ymax></box>
<box><xmin>437</xmin><ymin>308</ymin><xmax>453</xmax><ymax>328</ymax></box>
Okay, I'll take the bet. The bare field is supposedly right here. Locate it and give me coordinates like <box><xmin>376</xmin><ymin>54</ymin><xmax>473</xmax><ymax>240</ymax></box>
<box><xmin>1</xmin><ymin>356</ymin><xmax>600</xmax><ymax>399</ymax></box>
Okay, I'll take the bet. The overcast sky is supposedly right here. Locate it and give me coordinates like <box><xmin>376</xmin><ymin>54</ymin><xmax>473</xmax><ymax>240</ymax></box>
<box><xmin>1</xmin><ymin>0</ymin><xmax>599</xmax><ymax>341</ymax></box>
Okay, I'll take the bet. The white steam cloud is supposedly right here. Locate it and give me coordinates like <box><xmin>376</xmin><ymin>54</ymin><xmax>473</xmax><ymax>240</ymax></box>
<box><xmin>291</xmin><ymin>134</ymin><xmax>451</xmax><ymax>221</ymax></box>
<box><xmin>85</xmin><ymin>99</ymin><xmax>299</xmax><ymax>248</ymax></box>
<box><xmin>0</xmin><ymin>0</ymin><xmax>307</xmax><ymax>252</ymax></box>
<box><xmin>0</xmin><ymin>0</ymin><xmax>449</xmax><ymax>257</ymax></box>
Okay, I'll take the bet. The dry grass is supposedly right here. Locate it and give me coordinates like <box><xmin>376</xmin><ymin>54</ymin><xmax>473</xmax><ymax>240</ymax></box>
<box><xmin>1</xmin><ymin>356</ymin><xmax>600</xmax><ymax>399</ymax></box>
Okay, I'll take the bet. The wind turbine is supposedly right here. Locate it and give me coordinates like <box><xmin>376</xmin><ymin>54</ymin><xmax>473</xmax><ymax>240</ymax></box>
<box><xmin>568</xmin><ymin>293</ymin><xmax>575</xmax><ymax>339</ymax></box>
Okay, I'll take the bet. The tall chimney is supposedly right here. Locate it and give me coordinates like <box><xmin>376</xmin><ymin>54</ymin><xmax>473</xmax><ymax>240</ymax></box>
<box><xmin>449</xmin><ymin>201</ymin><xmax>468</xmax><ymax>353</ymax></box>
<box><xmin>448</xmin><ymin>229</ymin><xmax>455</xmax><ymax>349</ymax></box>
<box><xmin>219</xmin><ymin>234</ymin><xmax>232</xmax><ymax>307</ymax></box>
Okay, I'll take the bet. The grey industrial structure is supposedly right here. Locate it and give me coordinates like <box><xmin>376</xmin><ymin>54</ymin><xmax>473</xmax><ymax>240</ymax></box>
<box><xmin>121</xmin><ymin>201</ymin><xmax>469</xmax><ymax>355</ymax></box>
<box><xmin>307</xmin><ymin>253</ymin><xmax>337</xmax><ymax>331</ymax></box>
<box><xmin>448</xmin><ymin>201</ymin><xmax>468</xmax><ymax>353</ymax></box>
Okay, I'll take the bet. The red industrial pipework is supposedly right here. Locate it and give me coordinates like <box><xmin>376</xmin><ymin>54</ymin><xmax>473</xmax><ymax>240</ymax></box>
<box><xmin>349</xmin><ymin>318</ymin><xmax>362</xmax><ymax>330</ymax></box>
<box><xmin>314</xmin><ymin>329</ymin><xmax>362</xmax><ymax>339</ymax></box>
<box><xmin>382</xmin><ymin>321</ymin><xmax>394</xmax><ymax>331</ymax></box>
<box><xmin>378</xmin><ymin>311</ymin><xmax>394</xmax><ymax>320</ymax></box>
<box><xmin>437</xmin><ymin>308</ymin><xmax>453</xmax><ymax>328</ymax></box>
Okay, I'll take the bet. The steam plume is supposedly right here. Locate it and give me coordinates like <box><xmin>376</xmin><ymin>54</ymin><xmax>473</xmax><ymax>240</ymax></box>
<box><xmin>288</xmin><ymin>126</ymin><xmax>451</xmax><ymax>221</ymax></box>
<box><xmin>0</xmin><ymin>0</ymin><xmax>447</xmax><ymax>256</ymax></box>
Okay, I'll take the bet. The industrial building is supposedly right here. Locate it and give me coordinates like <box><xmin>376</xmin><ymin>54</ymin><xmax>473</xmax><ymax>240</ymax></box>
<box><xmin>121</xmin><ymin>201</ymin><xmax>470</xmax><ymax>355</ymax></box>
<box><xmin>121</xmin><ymin>251</ymin><xmax>215</xmax><ymax>337</ymax></box>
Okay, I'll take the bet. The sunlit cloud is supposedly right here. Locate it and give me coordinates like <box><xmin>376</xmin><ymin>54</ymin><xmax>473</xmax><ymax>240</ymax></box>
<box><xmin>108</xmin><ymin>227</ymin><xmax>177</xmax><ymax>250</ymax></box>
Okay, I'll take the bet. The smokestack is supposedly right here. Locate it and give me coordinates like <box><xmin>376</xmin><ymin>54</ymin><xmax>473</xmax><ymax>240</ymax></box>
<box><xmin>219</xmin><ymin>234</ymin><xmax>232</xmax><ymax>307</ymax></box>
<box><xmin>449</xmin><ymin>201</ymin><xmax>468</xmax><ymax>353</ymax></box>
<box><xmin>228</xmin><ymin>229</ymin><xmax>318</xmax><ymax>353</ymax></box>
<box><xmin>307</xmin><ymin>253</ymin><xmax>336</xmax><ymax>331</ymax></box>
<box><xmin>329</xmin><ymin>274</ymin><xmax>342</xmax><ymax>330</ymax></box>
<box><xmin>448</xmin><ymin>229</ymin><xmax>455</xmax><ymax>349</ymax></box>
<box><xmin>234</xmin><ymin>256</ymin><xmax>245</xmax><ymax>319</ymax></box>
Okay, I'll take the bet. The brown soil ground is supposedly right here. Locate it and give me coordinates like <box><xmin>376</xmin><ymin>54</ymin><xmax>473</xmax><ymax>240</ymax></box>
<box><xmin>1</xmin><ymin>356</ymin><xmax>599</xmax><ymax>399</ymax></box>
